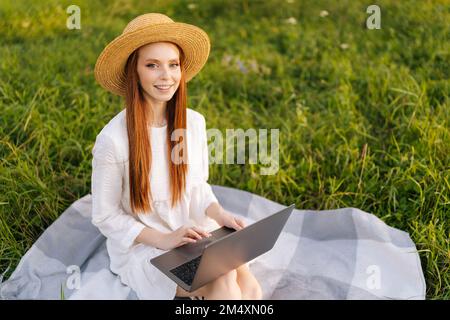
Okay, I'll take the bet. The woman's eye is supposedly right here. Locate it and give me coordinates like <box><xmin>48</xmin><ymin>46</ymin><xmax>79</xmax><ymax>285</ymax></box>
<box><xmin>145</xmin><ymin>63</ymin><xmax>179</xmax><ymax>68</ymax></box>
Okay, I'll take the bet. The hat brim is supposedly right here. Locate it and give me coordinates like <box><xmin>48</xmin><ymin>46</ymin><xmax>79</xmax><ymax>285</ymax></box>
<box><xmin>94</xmin><ymin>22</ymin><xmax>210</xmax><ymax>96</ymax></box>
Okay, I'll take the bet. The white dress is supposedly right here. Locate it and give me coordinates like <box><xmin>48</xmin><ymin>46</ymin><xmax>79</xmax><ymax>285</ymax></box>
<box><xmin>90</xmin><ymin>107</ymin><xmax>221</xmax><ymax>299</ymax></box>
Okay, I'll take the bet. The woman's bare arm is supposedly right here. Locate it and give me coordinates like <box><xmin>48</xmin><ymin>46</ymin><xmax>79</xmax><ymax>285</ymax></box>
<box><xmin>205</xmin><ymin>202</ymin><xmax>225</xmax><ymax>223</ymax></box>
<box><xmin>134</xmin><ymin>226</ymin><xmax>166</xmax><ymax>248</ymax></box>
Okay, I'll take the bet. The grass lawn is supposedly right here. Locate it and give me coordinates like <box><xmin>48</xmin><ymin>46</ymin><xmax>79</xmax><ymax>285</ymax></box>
<box><xmin>0</xmin><ymin>0</ymin><xmax>448</xmax><ymax>299</ymax></box>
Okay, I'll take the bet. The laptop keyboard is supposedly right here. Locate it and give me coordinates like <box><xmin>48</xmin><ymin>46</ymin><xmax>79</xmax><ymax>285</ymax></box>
<box><xmin>170</xmin><ymin>256</ymin><xmax>202</xmax><ymax>286</ymax></box>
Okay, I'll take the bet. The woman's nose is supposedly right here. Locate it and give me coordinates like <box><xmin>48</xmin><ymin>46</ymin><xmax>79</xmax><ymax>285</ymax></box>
<box><xmin>159</xmin><ymin>65</ymin><xmax>172</xmax><ymax>78</ymax></box>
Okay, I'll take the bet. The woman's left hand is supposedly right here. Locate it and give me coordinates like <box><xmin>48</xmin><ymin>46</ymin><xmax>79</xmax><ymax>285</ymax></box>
<box><xmin>218</xmin><ymin>210</ymin><xmax>246</xmax><ymax>231</ymax></box>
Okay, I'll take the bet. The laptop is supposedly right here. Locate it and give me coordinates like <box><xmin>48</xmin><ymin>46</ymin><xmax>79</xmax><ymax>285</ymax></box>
<box><xmin>150</xmin><ymin>204</ymin><xmax>295</xmax><ymax>292</ymax></box>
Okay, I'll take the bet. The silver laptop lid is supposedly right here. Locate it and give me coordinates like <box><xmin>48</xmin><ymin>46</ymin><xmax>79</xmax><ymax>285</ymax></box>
<box><xmin>190</xmin><ymin>204</ymin><xmax>295</xmax><ymax>291</ymax></box>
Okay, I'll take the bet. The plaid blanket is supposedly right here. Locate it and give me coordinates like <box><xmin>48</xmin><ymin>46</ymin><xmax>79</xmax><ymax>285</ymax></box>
<box><xmin>0</xmin><ymin>185</ymin><xmax>426</xmax><ymax>300</ymax></box>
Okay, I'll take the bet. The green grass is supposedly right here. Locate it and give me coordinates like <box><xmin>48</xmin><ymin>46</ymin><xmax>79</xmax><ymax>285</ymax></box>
<box><xmin>0</xmin><ymin>0</ymin><xmax>449</xmax><ymax>299</ymax></box>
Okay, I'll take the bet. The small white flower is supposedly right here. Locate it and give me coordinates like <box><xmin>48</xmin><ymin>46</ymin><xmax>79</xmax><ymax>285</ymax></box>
<box><xmin>187</xmin><ymin>3</ymin><xmax>197</xmax><ymax>10</ymax></box>
<box><xmin>340</xmin><ymin>43</ymin><xmax>349</xmax><ymax>50</ymax></box>
<box><xmin>285</xmin><ymin>17</ymin><xmax>297</xmax><ymax>25</ymax></box>
<box><xmin>249</xmin><ymin>59</ymin><xmax>259</xmax><ymax>72</ymax></box>
<box><xmin>221</xmin><ymin>54</ymin><xmax>233</xmax><ymax>66</ymax></box>
<box><xmin>21</xmin><ymin>20</ymin><xmax>31</xmax><ymax>28</ymax></box>
<box><xmin>260</xmin><ymin>65</ymin><xmax>272</xmax><ymax>75</ymax></box>
<box><xmin>319</xmin><ymin>10</ymin><xmax>329</xmax><ymax>17</ymax></box>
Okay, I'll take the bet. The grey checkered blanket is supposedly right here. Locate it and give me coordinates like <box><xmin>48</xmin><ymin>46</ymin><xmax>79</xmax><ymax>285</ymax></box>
<box><xmin>0</xmin><ymin>185</ymin><xmax>426</xmax><ymax>300</ymax></box>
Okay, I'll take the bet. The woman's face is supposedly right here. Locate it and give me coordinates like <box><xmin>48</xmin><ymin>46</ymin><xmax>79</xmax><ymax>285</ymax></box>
<box><xmin>136</xmin><ymin>42</ymin><xmax>181</xmax><ymax>104</ymax></box>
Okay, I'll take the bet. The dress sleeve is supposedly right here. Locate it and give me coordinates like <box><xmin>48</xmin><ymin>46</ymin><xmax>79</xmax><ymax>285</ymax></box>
<box><xmin>189</xmin><ymin>115</ymin><xmax>220</xmax><ymax>218</ymax></box>
<box><xmin>91</xmin><ymin>133</ymin><xmax>146</xmax><ymax>250</ymax></box>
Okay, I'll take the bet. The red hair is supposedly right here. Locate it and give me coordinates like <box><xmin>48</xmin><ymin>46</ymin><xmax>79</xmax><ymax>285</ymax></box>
<box><xmin>124</xmin><ymin>44</ymin><xmax>188</xmax><ymax>214</ymax></box>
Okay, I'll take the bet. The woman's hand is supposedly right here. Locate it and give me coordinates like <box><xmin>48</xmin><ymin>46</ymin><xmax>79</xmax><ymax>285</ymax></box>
<box><xmin>217</xmin><ymin>210</ymin><xmax>246</xmax><ymax>231</ymax></box>
<box><xmin>157</xmin><ymin>226</ymin><xmax>211</xmax><ymax>250</ymax></box>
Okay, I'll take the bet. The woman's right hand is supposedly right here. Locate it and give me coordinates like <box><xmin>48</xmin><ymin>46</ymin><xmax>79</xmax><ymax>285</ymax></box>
<box><xmin>158</xmin><ymin>226</ymin><xmax>211</xmax><ymax>250</ymax></box>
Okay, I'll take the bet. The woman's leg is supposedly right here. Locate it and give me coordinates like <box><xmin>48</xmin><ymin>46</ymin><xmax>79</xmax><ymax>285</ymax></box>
<box><xmin>236</xmin><ymin>263</ymin><xmax>263</xmax><ymax>300</ymax></box>
<box><xmin>175</xmin><ymin>269</ymin><xmax>242</xmax><ymax>300</ymax></box>
<box><xmin>203</xmin><ymin>269</ymin><xmax>242</xmax><ymax>300</ymax></box>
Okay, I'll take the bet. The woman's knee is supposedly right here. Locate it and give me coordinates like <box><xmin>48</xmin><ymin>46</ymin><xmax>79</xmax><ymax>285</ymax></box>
<box><xmin>236</xmin><ymin>266</ymin><xmax>262</xmax><ymax>300</ymax></box>
<box><xmin>210</xmin><ymin>269</ymin><xmax>241</xmax><ymax>299</ymax></box>
<box><xmin>216</xmin><ymin>269</ymin><xmax>238</xmax><ymax>288</ymax></box>
<box><xmin>245</xmin><ymin>281</ymin><xmax>263</xmax><ymax>300</ymax></box>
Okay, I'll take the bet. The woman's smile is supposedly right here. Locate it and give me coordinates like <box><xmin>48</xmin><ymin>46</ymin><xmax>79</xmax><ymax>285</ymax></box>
<box><xmin>154</xmin><ymin>84</ymin><xmax>174</xmax><ymax>92</ymax></box>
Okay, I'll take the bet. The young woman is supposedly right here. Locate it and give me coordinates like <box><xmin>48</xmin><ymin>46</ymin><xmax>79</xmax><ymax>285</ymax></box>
<box><xmin>92</xmin><ymin>13</ymin><xmax>262</xmax><ymax>300</ymax></box>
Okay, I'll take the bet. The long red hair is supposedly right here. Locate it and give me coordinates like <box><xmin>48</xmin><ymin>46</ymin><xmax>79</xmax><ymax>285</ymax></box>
<box><xmin>124</xmin><ymin>44</ymin><xmax>188</xmax><ymax>214</ymax></box>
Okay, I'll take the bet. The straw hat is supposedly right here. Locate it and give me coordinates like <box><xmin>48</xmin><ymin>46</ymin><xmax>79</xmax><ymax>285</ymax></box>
<box><xmin>94</xmin><ymin>13</ymin><xmax>211</xmax><ymax>96</ymax></box>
